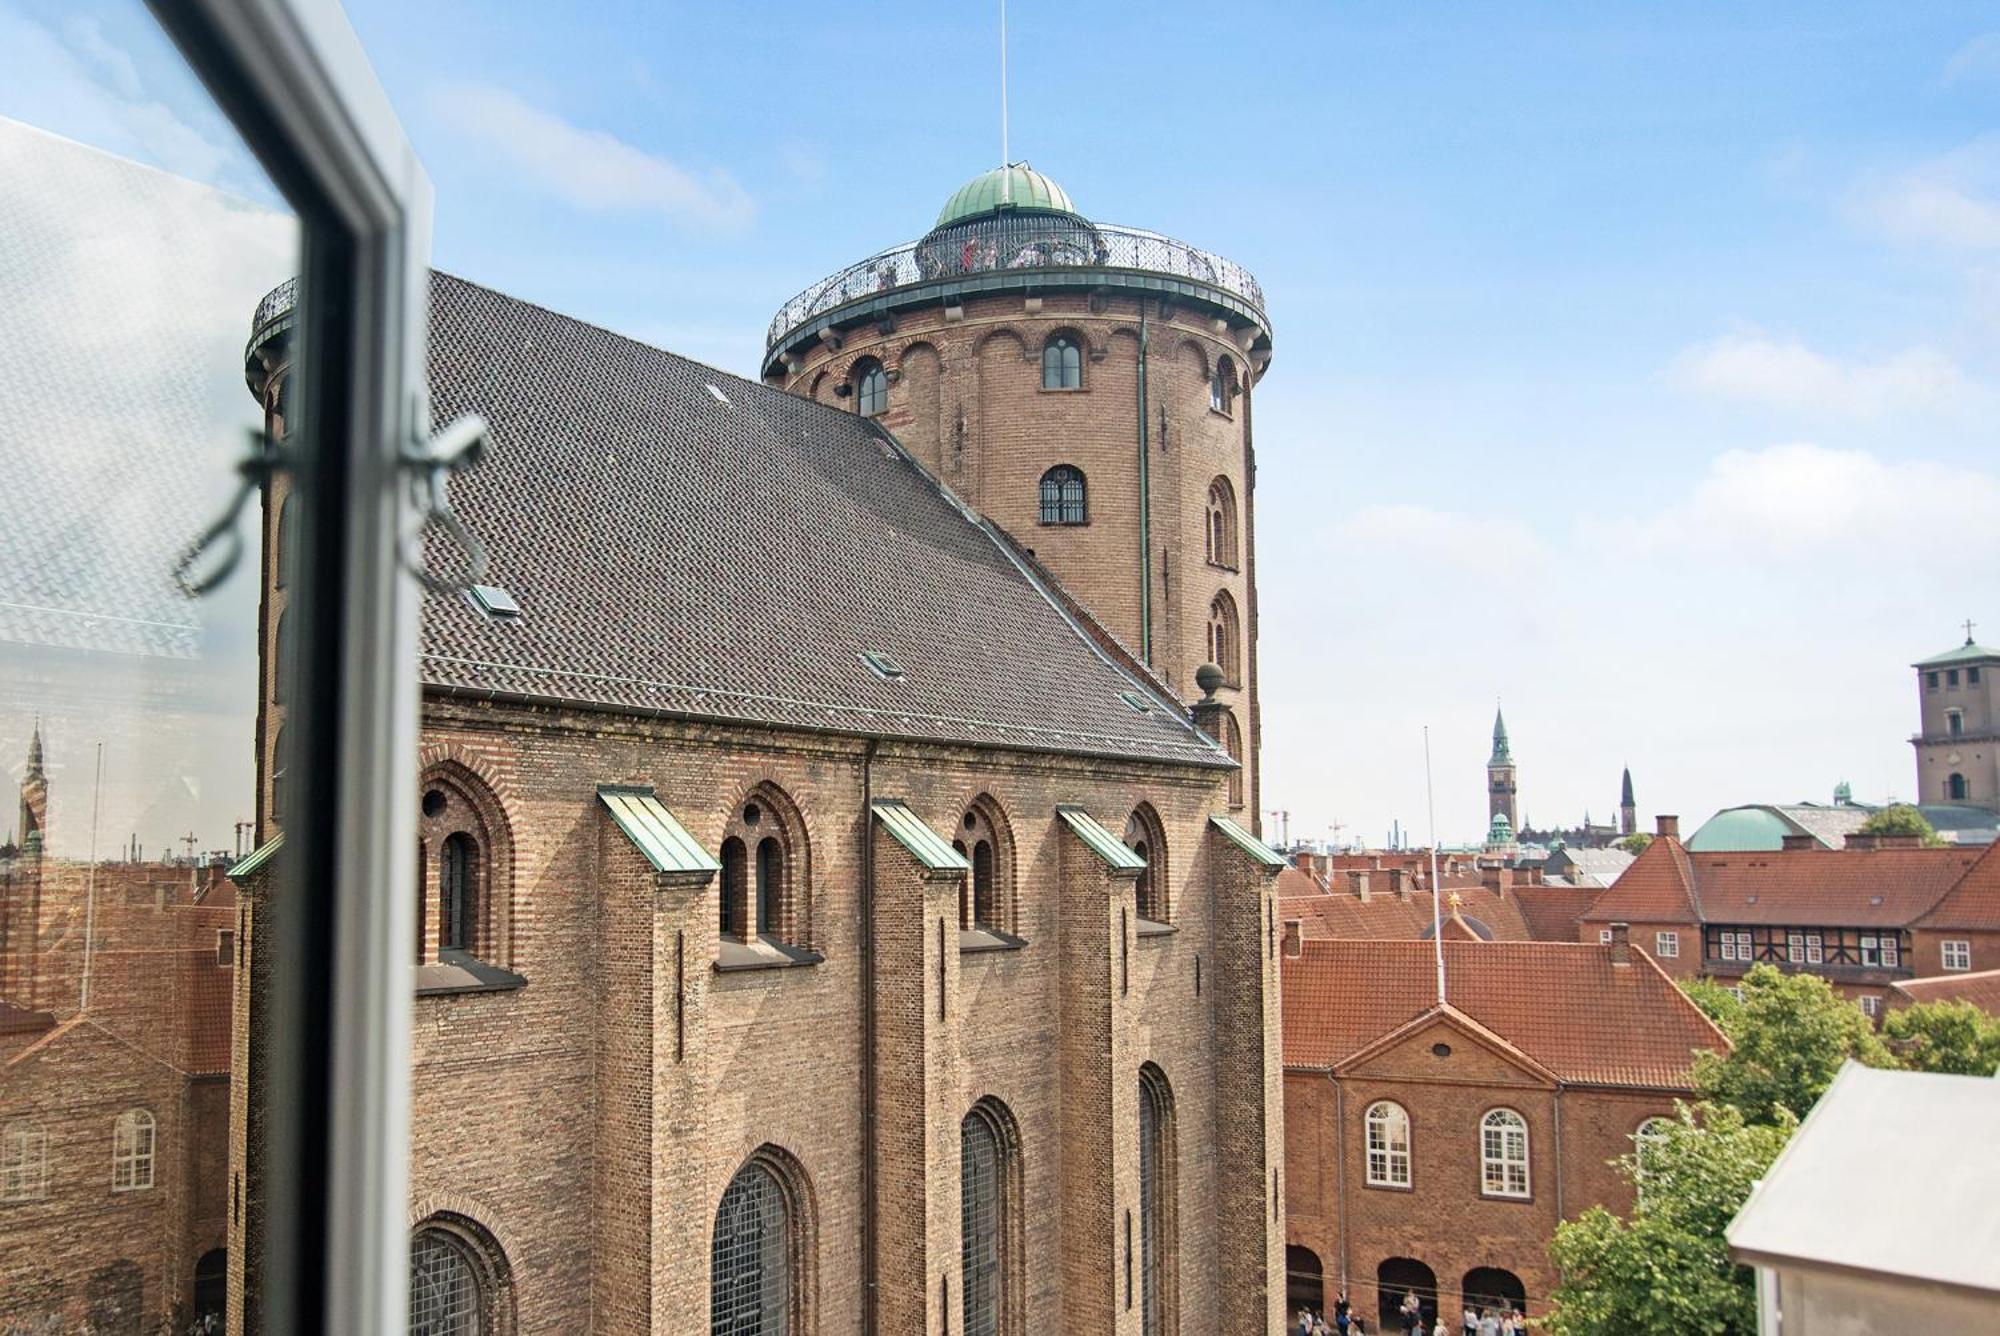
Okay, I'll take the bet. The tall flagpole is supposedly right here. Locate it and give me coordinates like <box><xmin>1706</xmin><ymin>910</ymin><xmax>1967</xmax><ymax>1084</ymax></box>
<box><xmin>999</xmin><ymin>0</ymin><xmax>1011</xmax><ymax>196</ymax></box>
<box><xmin>1423</xmin><ymin>726</ymin><xmax>1446</xmax><ymax>1006</ymax></box>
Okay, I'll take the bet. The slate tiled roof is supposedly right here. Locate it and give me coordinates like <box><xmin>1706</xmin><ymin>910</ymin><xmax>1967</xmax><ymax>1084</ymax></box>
<box><xmin>1586</xmin><ymin>837</ymin><xmax>1980</xmax><ymax>928</ymax></box>
<box><xmin>1282</xmin><ymin>939</ymin><xmax>1726</xmax><ymax>1088</ymax></box>
<box><xmin>1913</xmin><ymin>839</ymin><xmax>2000</xmax><ymax>931</ymax></box>
<box><xmin>416</xmin><ymin>275</ymin><xmax>1227</xmax><ymax>769</ymax></box>
<box><xmin>1889</xmin><ymin>968</ymin><xmax>2000</xmax><ymax>1015</ymax></box>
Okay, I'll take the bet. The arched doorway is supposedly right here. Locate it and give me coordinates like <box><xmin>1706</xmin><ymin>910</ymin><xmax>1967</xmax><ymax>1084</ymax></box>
<box><xmin>1286</xmin><ymin>1245</ymin><xmax>1324</xmax><ymax>1317</ymax></box>
<box><xmin>192</xmin><ymin>1248</ymin><xmax>227</xmax><ymax>1330</ymax></box>
<box><xmin>1462</xmin><ymin>1266</ymin><xmax>1527</xmax><ymax>1318</ymax></box>
<box><xmin>1376</xmin><ymin>1257</ymin><xmax>1437</xmax><ymax>1331</ymax></box>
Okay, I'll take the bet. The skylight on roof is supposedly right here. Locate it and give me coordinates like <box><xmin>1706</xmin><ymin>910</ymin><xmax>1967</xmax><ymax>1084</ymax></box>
<box><xmin>468</xmin><ymin>584</ymin><xmax>522</xmax><ymax>621</ymax></box>
<box><xmin>1118</xmin><ymin>690</ymin><xmax>1152</xmax><ymax>713</ymax></box>
<box><xmin>705</xmin><ymin>383</ymin><xmax>730</xmax><ymax>404</ymax></box>
<box><xmin>859</xmin><ymin>650</ymin><xmax>904</xmax><ymax>681</ymax></box>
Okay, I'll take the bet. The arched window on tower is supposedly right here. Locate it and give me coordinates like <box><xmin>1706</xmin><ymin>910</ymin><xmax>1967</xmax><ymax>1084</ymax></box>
<box><xmin>853</xmin><ymin>358</ymin><xmax>888</xmax><ymax>417</ymax></box>
<box><xmin>1125</xmin><ymin>804</ymin><xmax>1169</xmax><ymax>925</ymax></box>
<box><xmin>1207</xmin><ymin>591</ymin><xmax>1241</xmax><ymax>685</ymax></box>
<box><xmin>1042</xmin><ymin>333</ymin><xmax>1083</xmax><ymax>390</ymax></box>
<box><xmin>1222</xmin><ymin>713</ymin><xmax>1245</xmax><ymax>810</ymax></box>
<box><xmin>1039</xmin><ymin>465</ymin><xmax>1087</xmax><ymax>525</ymax></box>
<box><xmin>1209</xmin><ymin>354</ymin><xmax>1236</xmax><ymax>414</ymax></box>
<box><xmin>1206</xmin><ymin>476</ymin><xmax>1238</xmax><ymax>568</ymax></box>
<box><xmin>1948</xmin><ymin>772</ymin><xmax>1969</xmax><ymax>801</ymax></box>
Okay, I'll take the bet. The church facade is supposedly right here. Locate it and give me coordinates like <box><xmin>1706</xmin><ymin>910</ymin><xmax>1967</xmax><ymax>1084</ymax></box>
<box><xmin>228</xmin><ymin>169</ymin><xmax>1288</xmax><ymax>1335</ymax></box>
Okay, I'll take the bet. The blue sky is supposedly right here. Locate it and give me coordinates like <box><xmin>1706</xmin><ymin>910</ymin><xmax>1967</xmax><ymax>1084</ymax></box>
<box><xmin>8</xmin><ymin>1</ymin><xmax>2000</xmax><ymax>847</ymax></box>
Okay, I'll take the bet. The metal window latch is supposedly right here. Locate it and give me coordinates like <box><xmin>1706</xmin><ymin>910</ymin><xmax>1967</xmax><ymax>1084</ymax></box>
<box><xmin>399</xmin><ymin>407</ymin><xmax>491</xmax><ymax>594</ymax></box>
<box><xmin>173</xmin><ymin>427</ymin><xmax>287</xmax><ymax>597</ymax></box>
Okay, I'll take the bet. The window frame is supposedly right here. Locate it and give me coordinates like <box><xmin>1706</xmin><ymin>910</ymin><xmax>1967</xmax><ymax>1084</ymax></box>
<box><xmin>1363</xmin><ymin>1100</ymin><xmax>1412</xmax><ymax>1189</ymax></box>
<box><xmin>1041</xmin><ymin>333</ymin><xmax>1083</xmax><ymax>391</ymax></box>
<box><xmin>854</xmin><ymin>358</ymin><xmax>888</xmax><ymax>416</ymax></box>
<box><xmin>1478</xmin><ymin>1108</ymin><xmax>1531</xmax><ymax>1200</ymax></box>
<box><xmin>1</xmin><ymin>1122</ymin><xmax>50</xmax><ymax>1202</ymax></box>
<box><xmin>1038</xmin><ymin>464</ymin><xmax>1088</xmax><ymax>526</ymax></box>
<box><xmin>112</xmin><ymin>1108</ymin><xmax>157</xmax><ymax>1193</ymax></box>
<box><xmin>1860</xmin><ymin>994</ymin><xmax>1880</xmax><ymax>1019</ymax></box>
<box><xmin>1654</xmin><ymin>930</ymin><xmax>1678</xmax><ymax>959</ymax></box>
<box><xmin>1943</xmin><ymin>939</ymin><xmax>1972</xmax><ymax>971</ymax></box>
<box><xmin>149</xmin><ymin>2</ymin><xmax>433</xmax><ymax>1328</ymax></box>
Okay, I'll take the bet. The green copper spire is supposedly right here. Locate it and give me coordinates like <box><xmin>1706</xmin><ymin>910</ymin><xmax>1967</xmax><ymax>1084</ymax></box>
<box><xmin>1489</xmin><ymin>707</ymin><xmax>1512</xmax><ymax>765</ymax></box>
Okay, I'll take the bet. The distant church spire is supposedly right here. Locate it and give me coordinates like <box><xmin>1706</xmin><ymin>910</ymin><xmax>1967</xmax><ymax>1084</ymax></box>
<box><xmin>1619</xmin><ymin>765</ymin><xmax>1636</xmax><ymax>837</ymax></box>
<box><xmin>1487</xmin><ymin>704</ymin><xmax>1518</xmax><ymax>832</ymax></box>
<box><xmin>1489</xmin><ymin>706</ymin><xmax>1511</xmax><ymax>765</ymax></box>
<box><xmin>19</xmin><ymin>718</ymin><xmax>48</xmax><ymax>855</ymax></box>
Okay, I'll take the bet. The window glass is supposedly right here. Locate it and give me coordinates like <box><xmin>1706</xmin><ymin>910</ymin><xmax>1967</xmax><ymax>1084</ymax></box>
<box><xmin>1</xmin><ymin>9</ymin><xmax>297</xmax><ymax>1331</ymax></box>
<box><xmin>1364</xmin><ymin>1101</ymin><xmax>1411</xmax><ymax>1187</ymax></box>
<box><xmin>1039</xmin><ymin>464</ymin><xmax>1087</xmax><ymax>524</ymax></box>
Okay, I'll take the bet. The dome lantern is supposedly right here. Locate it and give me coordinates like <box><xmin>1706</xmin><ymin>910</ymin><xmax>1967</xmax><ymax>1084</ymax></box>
<box><xmin>933</xmin><ymin>163</ymin><xmax>1079</xmax><ymax>228</ymax></box>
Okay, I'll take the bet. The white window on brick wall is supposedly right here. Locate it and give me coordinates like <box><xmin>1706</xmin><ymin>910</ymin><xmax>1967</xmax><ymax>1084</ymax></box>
<box><xmin>1479</xmin><ymin>1108</ymin><xmax>1530</xmax><ymax>1199</ymax></box>
<box><xmin>112</xmin><ymin>1109</ymin><xmax>154</xmax><ymax>1192</ymax></box>
<box><xmin>2</xmin><ymin>1122</ymin><xmax>49</xmax><ymax>1202</ymax></box>
<box><xmin>1860</xmin><ymin>935</ymin><xmax>1882</xmax><ymax>968</ymax></box>
<box><xmin>1944</xmin><ymin>940</ymin><xmax>1972</xmax><ymax>971</ymax></box>
<box><xmin>1599</xmin><ymin>928</ymin><xmax>1613</xmax><ymax>945</ymax></box>
<box><xmin>1364</xmin><ymin>1101</ymin><xmax>1411</xmax><ymax>1188</ymax></box>
<box><xmin>1806</xmin><ymin>934</ymin><xmax>1823</xmax><ymax>965</ymax></box>
<box><xmin>1860</xmin><ymin>995</ymin><xmax>1880</xmax><ymax>1019</ymax></box>
<box><xmin>1882</xmin><ymin>937</ymin><xmax>1899</xmax><ymax>968</ymax></box>
<box><xmin>1787</xmin><ymin>932</ymin><xmax>1804</xmax><ymax>964</ymax></box>
<box><xmin>1655</xmin><ymin>931</ymin><xmax>1679</xmax><ymax>958</ymax></box>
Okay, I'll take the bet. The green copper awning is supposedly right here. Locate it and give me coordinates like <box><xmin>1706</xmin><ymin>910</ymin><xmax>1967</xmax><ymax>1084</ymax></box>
<box><xmin>1209</xmin><ymin>814</ymin><xmax>1286</xmax><ymax>868</ymax></box>
<box><xmin>598</xmin><ymin>786</ymin><xmax>720</xmax><ymax>875</ymax></box>
<box><xmin>229</xmin><ymin>832</ymin><xmax>285</xmax><ymax>879</ymax></box>
<box><xmin>871</xmin><ymin>799</ymin><xmax>970</xmax><ymax>872</ymax></box>
<box><xmin>1056</xmin><ymin>805</ymin><xmax>1146</xmax><ymax>871</ymax></box>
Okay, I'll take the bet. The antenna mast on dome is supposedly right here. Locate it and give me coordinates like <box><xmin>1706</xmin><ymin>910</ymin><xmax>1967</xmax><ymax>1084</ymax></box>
<box><xmin>999</xmin><ymin>0</ymin><xmax>1011</xmax><ymax>201</ymax></box>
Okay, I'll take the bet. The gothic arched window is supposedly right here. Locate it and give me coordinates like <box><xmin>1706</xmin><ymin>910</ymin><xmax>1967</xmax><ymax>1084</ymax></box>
<box><xmin>1948</xmin><ymin>772</ymin><xmax>1969</xmax><ymax>801</ymax></box>
<box><xmin>1042</xmin><ymin>334</ymin><xmax>1082</xmax><ymax>390</ymax></box>
<box><xmin>416</xmin><ymin>766</ymin><xmax>513</xmax><ymax>967</ymax></box>
<box><xmin>439</xmin><ymin>832</ymin><xmax>477</xmax><ymax>953</ymax></box>
<box><xmin>409</xmin><ymin>1216</ymin><xmax>510</xmax><ymax>1336</ymax></box>
<box><xmin>1207</xmin><ymin>592</ymin><xmax>1241</xmax><ymax>685</ymax></box>
<box><xmin>955</xmin><ymin>797</ymin><xmax>1014</xmax><ymax>935</ymax></box>
<box><xmin>961</xmin><ymin>1099</ymin><xmax>1021</xmax><ymax>1336</ymax></box>
<box><xmin>721</xmin><ymin>785</ymin><xmax>812</xmax><ymax>948</ymax></box>
<box><xmin>1206</xmin><ymin>476</ymin><xmax>1238</xmax><ymax>567</ymax></box>
<box><xmin>1138</xmin><ymin>1064</ymin><xmax>1178</xmax><ymax>1334</ymax></box>
<box><xmin>1222</xmin><ymin>713</ymin><xmax>1245</xmax><ymax>810</ymax></box>
<box><xmin>854</xmin><ymin>359</ymin><xmax>888</xmax><ymax>417</ymax></box>
<box><xmin>712</xmin><ymin>1158</ymin><xmax>798</xmax><ymax>1334</ymax></box>
<box><xmin>1039</xmin><ymin>465</ymin><xmax>1087</xmax><ymax>525</ymax></box>
<box><xmin>1125</xmin><ymin>804</ymin><xmax>1169</xmax><ymax>925</ymax></box>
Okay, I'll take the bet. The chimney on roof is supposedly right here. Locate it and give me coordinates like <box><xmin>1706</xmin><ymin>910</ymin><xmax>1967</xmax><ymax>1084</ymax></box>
<box><xmin>1844</xmin><ymin>833</ymin><xmax>1880</xmax><ymax>851</ymax></box>
<box><xmin>1481</xmin><ymin>865</ymin><xmax>1513</xmax><ymax>895</ymax></box>
<box><xmin>1525</xmin><ymin>864</ymin><xmax>1544</xmax><ymax>886</ymax></box>
<box><xmin>1655</xmin><ymin>814</ymin><xmax>1680</xmax><ymax>840</ymax></box>
<box><xmin>1780</xmin><ymin>833</ymin><xmax>1818</xmax><ymax>852</ymax></box>
<box><xmin>1293</xmin><ymin>850</ymin><xmax>1314</xmax><ymax>872</ymax></box>
<box><xmin>1876</xmin><ymin>834</ymin><xmax>1922</xmax><ymax>850</ymax></box>
<box><xmin>1348</xmin><ymin>871</ymin><xmax>1370</xmax><ymax>903</ymax></box>
<box><xmin>1388</xmin><ymin>868</ymin><xmax>1407</xmax><ymax>898</ymax></box>
<box><xmin>1282</xmin><ymin>920</ymin><xmax>1302</xmax><ymax>959</ymax></box>
<box><xmin>1608</xmin><ymin>921</ymin><xmax>1631</xmax><ymax>967</ymax></box>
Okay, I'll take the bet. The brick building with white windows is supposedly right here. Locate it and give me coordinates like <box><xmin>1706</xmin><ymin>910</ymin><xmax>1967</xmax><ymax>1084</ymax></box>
<box><xmin>228</xmin><ymin>162</ymin><xmax>1288</xmax><ymax>1336</ymax></box>
<box><xmin>1280</xmin><ymin>937</ymin><xmax>1727</xmax><ymax>1329</ymax></box>
<box><xmin>1579</xmin><ymin>815</ymin><xmax>2000</xmax><ymax>1018</ymax></box>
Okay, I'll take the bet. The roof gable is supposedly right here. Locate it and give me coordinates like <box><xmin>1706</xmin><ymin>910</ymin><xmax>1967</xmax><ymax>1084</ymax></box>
<box><xmin>1337</xmin><ymin>1006</ymin><xmax>1557</xmax><ymax>1088</ymax></box>
<box><xmin>415</xmin><ymin>274</ymin><xmax>1225</xmax><ymax>770</ymax></box>
<box><xmin>1914</xmin><ymin>839</ymin><xmax>2000</xmax><ymax>931</ymax></box>
<box><xmin>1581</xmin><ymin>835</ymin><xmax>1700</xmax><ymax>924</ymax></box>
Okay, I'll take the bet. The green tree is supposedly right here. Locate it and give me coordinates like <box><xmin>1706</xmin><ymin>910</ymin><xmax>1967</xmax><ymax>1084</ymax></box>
<box><xmin>1546</xmin><ymin>1102</ymin><xmax>1793</xmax><ymax>1336</ymax></box>
<box><xmin>1883</xmin><ymin>998</ymin><xmax>2000</xmax><ymax>1075</ymax></box>
<box><xmin>1678</xmin><ymin>977</ymin><xmax>1743</xmax><ymax>1032</ymax></box>
<box><xmin>1691</xmin><ymin>964</ymin><xmax>1895</xmax><ymax>1124</ymax></box>
<box><xmin>1856</xmin><ymin>803</ymin><xmax>1945</xmax><ymax>846</ymax></box>
<box><xmin>1614</xmin><ymin>832</ymin><xmax>1653</xmax><ymax>854</ymax></box>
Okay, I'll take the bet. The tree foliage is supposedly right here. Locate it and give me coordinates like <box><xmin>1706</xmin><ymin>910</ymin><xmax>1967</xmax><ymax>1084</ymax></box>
<box><xmin>1856</xmin><ymin>803</ymin><xmax>1945</xmax><ymax>845</ymax></box>
<box><xmin>1546</xmin><ymin>1103</ymin><xmax>1792</xmax><ymax>1336</ymax></box>
<box><xmin>1690</xmin><ymin>964</ymin><xmax>1893</xmax><ymax>1125</ymax></box>
<box><xmin>1883</xmin><ymin>998</ymin><xmax>2000</xmax><ymax>1075</ymax></box>
<box><xmin>1614</xmin><ymin>832</ymin><xmax>1653</xmax><ymax>854</ymax></box>
<box><xmin>1677</xmin><ymin>977</ymin><xmax>1742</xmax><ymax>1032</ymax></box>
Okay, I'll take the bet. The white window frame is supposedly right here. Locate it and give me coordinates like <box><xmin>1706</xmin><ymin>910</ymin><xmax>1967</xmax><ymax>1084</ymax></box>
<box><xmin>1655</xmin><ymin>930</ymin><xmax>1679</xmax><ymax>959</ymax></box>
<box><xmin>1860</xmin><ymin>935</ymin><xmax>1881</xmax><ymax>968</ymax></box>
<box><xmin>1943</xmin><ymin>940</ymin><xmax>1972</xmax><ymax>971</ymax></box>
<box><xmin>1881</xmin><ymin>937</ymin><xmax>1899</xmax><ymax>968</ymax></box>
<box><xmin>1364</xmin><ymin>1101</ymin><xmax>1411</xmax><ymax>1188</ymax></box>
<box><xmin>150</xmin><ymin>3</ymin><xmax>429</xmax><ymax>1329</ymax></box>
<box><xmin>1860</xmin><ymin>995</ymin><xmax>1880</xmax><ymax>1018</ymax></box>
<box><xmin>1786</xmin><ymin>932</ymin><xmax>1803</xmax><ymax>964</ymax></box>
<box><xmin>1</xmin><ymin>1122</ymin><xmax>49</xmax><ymax>1202</ymax></box>
<box><xmin>1634</xmin><ymin>1116</ymin><xmax>1671</xmax><ymax>1201</ymax></box>
<box><xmin>1479</xmin><ymin>1108</ymin><xmax>1531</xmax><ymax>1200</ymax></box>
<box><xmin>1734</xmin><ymin>930</ymin><xmax>1753</xmax><ymax>960</ymax></box>
<box><xmin>1599</xmin><ymin>928</ymin><xmax>1613</xmax><ymax>945</ymax></box>
<box><xmin>112</xmin><ymin>1109</ymin><xmax>156</xmax><ymax>1192</ymax></box>
<box><xmin>1805</xmin><ymin>933</ymin><xmax>1823</xmax><ymax>965</ymax></box>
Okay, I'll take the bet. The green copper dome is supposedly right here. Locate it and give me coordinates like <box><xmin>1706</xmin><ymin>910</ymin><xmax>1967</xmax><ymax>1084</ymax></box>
<box><xmin>934</xmin><ymin>164</ymin><xmax>1079</xmax><ymax>227</ymax></box>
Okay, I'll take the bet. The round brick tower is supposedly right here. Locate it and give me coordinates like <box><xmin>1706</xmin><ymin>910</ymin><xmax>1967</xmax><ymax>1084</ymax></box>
<box><xmin>762</xmin><ymin>164</ymin><xmax>1274</xmax><ymax>826</ymax></box>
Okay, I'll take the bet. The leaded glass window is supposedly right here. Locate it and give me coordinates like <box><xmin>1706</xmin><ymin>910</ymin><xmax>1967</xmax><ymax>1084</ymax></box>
<box><xmin>855</xmin><ymin>361</ymin><xmax>888</xmax><ymax>417</ymax></box>
<box><xmin>1039</xmin><ymin>465</ymin><xmax>1087</xmax><ymax>525</ymax></box>
<box><xmin>713</xmin><ymin>1161</ymin><xmax>790</xmax><ymax>1335</ymax></box>
<box><xmin>410</xmin><ymin>1229</ymin><xmax>481</xmax><ymax>1336</ymax></box>
<box><xmin>1480</xmin><ymin>1108</ymin><xmax>1529</xmax><ymax>1199</ymax></box>
<box><xmin>961</xmin><ymin>1108</ymin><xmax>1006</xmax><ymax>1336</ymax></box>
<box><xmin>440</xmin><ymin>832</ymin><xmax>476</xmax><ymax>952</ymax></box>
<box><xmin>1364</xmin><ymin>1101</ymin><xmax>1410</xmax><ymax>1187</ymax></box>
<box><xmin>1042</xmin><ymin>335</ymin><xmax>1082</xmax><ymax>389</ymax></box>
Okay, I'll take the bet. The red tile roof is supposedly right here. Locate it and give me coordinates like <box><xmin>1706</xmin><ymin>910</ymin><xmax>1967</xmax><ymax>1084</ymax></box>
<box><xmin>1513</xmin><ymin>883</ymin><xmax>1603</xmax><ymax>940</ymax></box>
<box><xmin>1281</xmin><ymin>939</ymin><xmax>1727</xmax><ymax>1089</ymax></box>
<box><xmin>1913</xmin><ymin>839</ymin><xmax>2000</xmax><ymax>931</ymax></box>
<box><xmin>1888</xmin><ymin>968</ymin><xmax>2000</xmax><ymax>1015</ymax></box>
<box><xmin>1583</xmin><ymin>838</ymin><xmax>1979</xmax><ymax>929</ymax></box>
<box><xmin>1276</xmin><ymin>867</ymin><xmax>1533</xmax><ymax>942</ymax></box>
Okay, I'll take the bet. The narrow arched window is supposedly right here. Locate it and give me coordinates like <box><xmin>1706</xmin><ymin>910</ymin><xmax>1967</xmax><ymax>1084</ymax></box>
<box><xmin>1480</xmin><ymin>1108</ymin><xmax>1530</xmax><ymax>1199</ymax></box>
<box><xmin>1042</xmin><ymin>334</ymin><xmax>1082</xmax><ymax>390</ymax></box>
<box><xmin>275</xmin><ymin>489</ymin><xmax>297</xmax><ymax>589</ymax></box>
<box><xmin>720</xmin><ymin>837</ymin><xmax>747</xmax><ymax>939</ymax></box>
<box><xmin>410</xmin><ymin>1228</ymin><xmax>485</xmax><ymax>1336</ymax></box>
<box><xmin>1209</xmin><ymin>355</ymin><xmax>1236</xmax><ymax>413</ymax></box>
<box><xmin>972</xmin><ymin>840</ymin><xmax>995</xmax><ymax>929</ymax></box>
<box><xmin>1125</xmin><ymin>805</ymin><xmax>1169</xmax><ymax>924</ymax></box>
<box><xmin>1365</xmin><ymin>1101</ymin><xmax>1411</xmax><ymax>1187</ymax></box>
<box><xmin>1635</xmin><ymin>1116</ymin><xmax>1671</xmax><ymax>1202</ymax></box>
<box><xmin>961</xmin><ymin>1101</ymin><xmax>1019</xmax><ymax>1336</ymax></box>
<box><xmin>958</xmin><ymin>798</ymin><xmax>1014</xmax><ymax>935</ymax></box>
<box><xmin>1948</xmin><ymin>772</ymin><xmax>1969</xmax><ymax>801</ymax></box>
<box><xmin>756</xmin><ymin>836</ymin><xmax>782</xmax><ymax>937</ymax></box>
<box><xmin>2</xmin><ymin>1122</ymin><xmax>49</xmax><ymax>1202</ymax></box>
<box><xmin>854</xmin><ymin>359</ymin><xmax>888</xmax><ymax>417</ymax></box>
<box><xmin>1206</xmin><ymin>477</ymin><xmax>1237</xmax><ymax>567</ymax></box>
<box><xmin>270</xmin><ymin>723</ymin><xmax>288</xmax><ymax>827</ymax></box>
<box><xmin>440</xmin><ymin>832</ymin><xmax>476</xmax><ymax>953</ymax></box>
<box><xmin>112</xmin><ymin>1108</ymin><xmax>155</xmax><ymax>1192</ymax></box>
<box><xmin>1138</xmin><ymin>1065</ymin><xmax>1177</xmax><ymax>1334</ymax></box>
<box><xmin>1223</xmin><ymin>713</ymin><xmax>1245</xmax><ymax>810</ymax></box>
<box><xmin>712</xmin><ymin>1160</ymin><xmax>792</xmax><ymax>1333</ymax></box>
<box><xmin>1039</xmin><ymin>465</ymin><xmax>1087</xmax><ymax>525</ymax></box>
<box><xmin>1208</xmin><ymin>592</ymin><xmax>1241</xmax><ymax>684</ymax></box>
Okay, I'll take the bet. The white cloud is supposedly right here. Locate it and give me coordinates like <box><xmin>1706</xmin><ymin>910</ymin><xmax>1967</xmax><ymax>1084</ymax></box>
<box><xmin>432</xmin><ymin>83</ymin><xmax>753</xmax><ymax>230</ymax></box>
<box><xmin>1850</xmin><ymin>135</ymin><xmax>2000</xmax><ymax>252</ymax></box>
<box><xmin>1670</xmin><ymin>331</ymin><xmax>1973</xmax><ymax>417</ymax></box>
<box><xmin>1331</xmin><ymin>504</ymin><xmax>1547</xmax><ymax>575</ymax></box>
<box><xmin>1943</xmin><ymin>32</ymin><xmax>2000</xmax><ymax>86</ymax></box>
<box><xmin>1620</xmin><ymin>442</ymin><xmax>2000</xmax><ymax>560</ymax></box>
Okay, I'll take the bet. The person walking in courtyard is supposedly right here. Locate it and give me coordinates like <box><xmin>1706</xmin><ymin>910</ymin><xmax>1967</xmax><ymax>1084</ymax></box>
<box><xmin>1462</xmin><ymin>1303</ymin><xmax>1479</xmax><ymax>1335</ymax></box>
<box><xmin>1401</xmin><ymin>1290</ymin><xmax>1423</xmax><ymax>1334</ymax></box>
<box><xmin>1478</xmin><ymin>1308</ymin><xmax>1501</xmax><ymax>1336</ymax></box>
